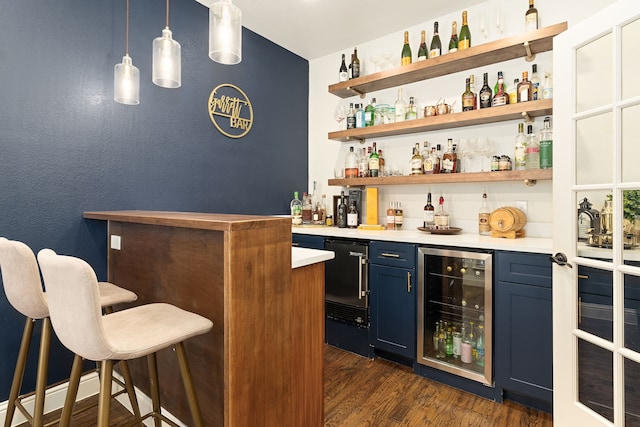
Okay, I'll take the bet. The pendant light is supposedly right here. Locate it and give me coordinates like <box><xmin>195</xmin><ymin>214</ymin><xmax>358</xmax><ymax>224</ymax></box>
<box><xmin>209</xmin><ymin>0</ymin><xmax>242</xmax><ymax>65</ymax></box>
<box><xmin>152</xmin><ymin>0</ymin><xmax>181</xmax><ymax>88</ymax></box>
<box><xmin>114</xmin><ymin>0</ymin><xmax>140</xmax><ymax>105</ymax></box>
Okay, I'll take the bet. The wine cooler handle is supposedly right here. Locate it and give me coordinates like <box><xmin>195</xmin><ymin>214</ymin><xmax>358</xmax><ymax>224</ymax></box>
<box><xmin>358</xmin><ymin>254</ymin><xmax>366</xmax><ymax>299</ymax></box>
<box><xmin>550</xmin><ymin>252</ymin><xmax>573</xmax><ymax>268</ymax></box>
<box><xmin>407</xmin><ymin>271</ymin><xmax>412</xmax><ymax>293</ymax></box>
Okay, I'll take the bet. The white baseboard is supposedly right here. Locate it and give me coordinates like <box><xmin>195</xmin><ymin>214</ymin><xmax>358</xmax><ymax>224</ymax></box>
<box><xmin>0</xmin><ymin>371</ymin><xmax>186</xmax><ymax>427</ymax></box>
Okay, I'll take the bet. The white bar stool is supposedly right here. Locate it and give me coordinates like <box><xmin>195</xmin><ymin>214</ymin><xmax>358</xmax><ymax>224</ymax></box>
<box><xmin>37</xmin><ymin>248</ymin><xmax>213</xmax><ymax>427</ymax></box>
<box><xmin>0</xmin><ymin>237</ymin><xmax>140</xmax><ymax>427</ymax></box>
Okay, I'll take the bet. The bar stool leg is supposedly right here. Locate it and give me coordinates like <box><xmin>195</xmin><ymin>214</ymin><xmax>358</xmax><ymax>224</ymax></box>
<box><xmin>33</xmin><ymin>318</ymin><xmax>52</xmax><ymax>427</ymax></box>
<box><xmin>147</xmin><ymin>353</ymin><xmax>162</xmax><ymax>427</ymax></box>
<box><xmin>119</xmin><ymin>360</ymin><xmax>141</xmax><ymax>418</ymax></box>
<box><xmin>59</xmin><ymin>354</ymin><xmax>84</xmax><ymax>427</ymax></box>
<box><xmin>4</xmin><ymin>318</ymin><xmax>35</xmax><ymax>427</ymax></box>
<box><xmin>175</xmin><ymin>343</ymin><xmax>205</xmax><ymax>427</ymax></box>
<box><xmin>97</xmin><ymin>360</ymin><xmax>113</xmax><ymax>427</ymax></box>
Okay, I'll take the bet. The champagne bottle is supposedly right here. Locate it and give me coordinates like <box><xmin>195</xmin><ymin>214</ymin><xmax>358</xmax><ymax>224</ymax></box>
<box><xmin>517</xmin><ymin>71</ymin><xmax>533</xmax><ymax>102</ymax></box>
<box><xmin>459</xmin><ymin>11</ymin><xmax>471</xmax><ymax>50</ymax></box>
<box><xmin>351</xmin><ymin>47</ymin><xmax>360</xmax><ymax>79</ymax></box>
<box><xmin>479</xmin><ymin>72</ymin><xmax>492</xmax><ymax>108</ymax></box>
<box><xmin>429</xmin><ymin>22</ymin><xmax>442</xmax><ymax>58</ymax></box>
<box><xmin>514</xmin><ymin>123</ymin><xmax>527</xmax><ymax>170</ymax></box>
<box><xmin>417</xmin><ymin>30</ymin><xmax>428</xmax><ymax>61</ymax></box>
<box><xmin>401</xmin><ymin>31</ymin><xmax>412</xmax><ymax>66</ymax></box>
<box><xmin>448</xmin><ymin>21</ymin><xmax>458</xmax><ymax>53</ymax></box>
<box><xmin>424</xmin><ymin>191</ymin><xmax>435</xmax><ymax>228</ymax></box>
<box><xmin>525</xmin><ymin>0</ymin><xmax>539</xmax><ymax>32</ymax></box>
<box><xmin>369</xmin><ymin>142</ymin><xmax>380</xmax><ymax>177</ymax></box>
<box><xmin>478</xmin><ymin>189</ymin><xmax>491</xmax><ymax>235</ymax></box>
<box><xmin>339</xmin><ymin>54</ymin><xmax>348</xmax><ymax>82</ymax></box>
<box><xmin>462</xmin><ymin>77</ymin><xmax>475</xmax><ymax>111</ymax></box>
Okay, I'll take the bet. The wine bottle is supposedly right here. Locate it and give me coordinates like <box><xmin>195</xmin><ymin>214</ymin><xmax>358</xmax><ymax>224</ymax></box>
<box><xmin>417</xmin><ymin>30</ymin><xmax>428</xmax><ymax>61</ymax></box>
<box><xmin>448</xmin><ymin>21</ymin><xmax>458</xmax><ymax>53</ymax></box>
<box><xmin>462</xmin><ymin>77</ymin><xmax>475</xmax><ymax>111</ymax></box>
<box><xmin>459</xmin><ymin>11</ymin><xmax>471</xmax><ymax>50</ymax></box>
<box><xmin>429</xmin><ymin>22</ymin><xmax>442</xmax><ymax>58</ymax></box>
<box><xmin>401</xmin><ymin>31</ymin><xmax>412</xmax><ymax>66</ymax></box>
<box><xmin>514</xmin><ymin>122</ymin><xmax>527</xmax><ymax>170</ymax></box>
<box><xmin>479</xmin><ymin>72</ymin><xmax>492</xmax><ymax>108</ymax></box>
<box><xmin>347</xmin><ymin>200</ymin><xmax>359</xmax><ymax>229</ymax></box>
<box><xmin>423</xmin><ymin>191</ymin><xmax>435</xmax><ymax>229</ymax></box>
<box><xmin>517</xmin><ymin>71</ymin><xmax>533</xmax><ymax>102</ymax></box>
<box><xmin>369</xmin><ymin>142</ymin><xmax>380</xmax><ymax>177</ymax></box>
<box><xmin>525</xmin><ymin>0</ymin><xmax>539</xmax><ymax>32</ymax></box>
<box><xmin>339</xmin><ymin>54</ymin><xmax>348</xmax><ymax>82</ymax></box>
<box><xmin>351</xmin><ymin>47</ymin><xmax>360</xmax><ymax>79</ymax></box>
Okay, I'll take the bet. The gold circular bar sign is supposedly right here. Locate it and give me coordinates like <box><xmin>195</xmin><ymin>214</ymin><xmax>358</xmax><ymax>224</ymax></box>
<box><xmin>208</xmin><ymin>83</ymin><xmax>253</xmax><ymax>138</ymax></box>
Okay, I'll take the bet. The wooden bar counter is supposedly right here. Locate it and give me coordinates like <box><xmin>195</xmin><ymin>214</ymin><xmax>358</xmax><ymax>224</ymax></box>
<box><xmin>83</xmin><ymin>211</ymin><xmax>330</xmax><ymax>427</ymax></box>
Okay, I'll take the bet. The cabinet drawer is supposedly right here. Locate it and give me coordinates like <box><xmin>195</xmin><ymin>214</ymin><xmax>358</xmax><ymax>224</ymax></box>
<box><xmin>496</xmin><ymin>251</ymin><xmax>551</xmax><ymax>288</ymax></box>
<box><xmin>369</xmin><ymin>241</ymin><xmax>416</xmax><ymax>268</ymax></box>
<box><xmin>292</xmin><ymin>234</ymin><xmax>324</xmax><ymax>250</ymax></box>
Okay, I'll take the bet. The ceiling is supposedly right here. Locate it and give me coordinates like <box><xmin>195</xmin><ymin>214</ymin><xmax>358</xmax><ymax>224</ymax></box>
<box><xmin>196</xmin><ymin>0</ymin><xmax>479</xmax><ymax>60</ymax></box>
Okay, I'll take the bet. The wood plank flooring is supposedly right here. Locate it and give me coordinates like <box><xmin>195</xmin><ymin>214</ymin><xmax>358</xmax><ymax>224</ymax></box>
<box><xmin>18</xmin><ymin>344</ymin><xmax>553</xmax><ymax>426</ymax></box>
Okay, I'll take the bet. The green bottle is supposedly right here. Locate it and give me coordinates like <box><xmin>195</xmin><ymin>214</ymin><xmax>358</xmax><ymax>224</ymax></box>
<box><xmin>417</xmin><ymin>30</ymin><xmax>428</xmax><ymax>61</ymax></box>
<box><xmin>364</xmin><ymin>98</ymin><xmax>376</xmax><ymax>127</ymax></box>
<box><xmin>448</xmin><ymin>21</ymin><xmax>459</xmax><ymax>53</ymax></box>
<box><xmin>459</xmin><ymin>11</ymin><xmax>471</xmax><ymax>50</ymax></box>
<box><xmin>401</xmin><ymin>31</ymin><xmax>412</xmax><ymax>66</ymax></box>
<box><xmin>540</xmin><ymin>116</ymin><xmax>553</xmax><ymax>168</ymax></box>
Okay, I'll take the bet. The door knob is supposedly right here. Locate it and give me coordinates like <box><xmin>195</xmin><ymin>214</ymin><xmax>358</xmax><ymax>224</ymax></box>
<box><xmin>550</xmin><ymin>252</ymin><xmax>573</xmax><ymax>268</ymax></box>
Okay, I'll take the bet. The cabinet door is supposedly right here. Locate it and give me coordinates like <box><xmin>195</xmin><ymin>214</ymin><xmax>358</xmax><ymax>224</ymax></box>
<box><xmin>292</xmin><ymin>234</ymin><xmax>324</xmax><ymax>249</ymax></box>
<box><xmin>369</xmin><ymin>264</ymin><xmax>415</xmax><ymax>359</ymax></box>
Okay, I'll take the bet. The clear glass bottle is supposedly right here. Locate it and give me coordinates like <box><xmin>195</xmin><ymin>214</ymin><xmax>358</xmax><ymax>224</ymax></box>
<box><xmin>525</xmin><ymin>124</ymin><xmax>540</xmax><ymax>170</ymax></box>
<box><xmin>479</xmin><ymin>72</ymin><xmax>492</xmax><ymax>108</ymax></box>
<box><xmin>347</xmin><ymin>200</ymin><xmax>359</xmax><ymax>228</ymax></box>
<box><xmin>417</xmin><ymin>30</ymin><xmax>428</xmax><ymax>61</ymax></box>
<box><xmin>319</xmin><ymin>194</ymin><xmax>327</xmax><ymax>225</ymax></box>
<box><xmin>434</xmin><ymin>144</ymin><xmax>443</xmax><ymax>173</ymax></box>
<box><xmin>423</xmin><ymin>191</ymin><xmax>435</xmax><ymax>228</ymax></box>
<box><xmin>514</xmin><ymin>122</ymin><xmax>527</xmax><ymax>170</ymax></box>
<box><xmin>458</xmin><ymin>11</ymin><xmax>471</xmax><ymax>49</ymax></box>
<box><xmin>394</xmin><ymin>202</ymin><xmax>404</xmax><ymax>230</ymax></box>
<box><xmin>531</xmin><ymin>64</ymin><xmax>540</xmax><ymax>100</ymax></box>
<box><xmin>542</xmin><ymin>71</ymin><xmax>553</xmax><ymax>99</ymax></box>
<box><xmin>476</xmin><ymin>324</ymin><xmax>485</xmax><ymax>366</ymax></box>
<box><xmin>406</xmin><ymin>97</ymin><xmax>418</xmax><ymax>120</ymax></box>
<box><xmin>508</xmin><ymin>78</ymin><xmax>519</xmax><ymax>105</ymax></box>
<box><xmin>540</xmin><ymin>116</ymin><xmax>553</xmax><ymax>168</ymax></box>
<box><xmin>478</xmin><ymin>188</ymin><xmax>491</xmax><ymax>235</ymax></box>
<box><xmin>386</xmin><ymin>201</ymin><xmax>395</xmax><ymax>230</ymax></box>
<box><xmin>469</xmin><ymin>74</ymin><xmax>478</xmax><ymax>110</ymax></box>
<box><xmin>290</xmin><ymin>191</ymin><xmax>302</xmax><ymax>225</ymax></box>
<box><xmin>517</xmin><ymin>71</ymin><xmax>533</xmax><ymax>103</ymax></box>
<box><xmin>394</xmin><ymin>88</ymin><xmax>406</xmax><ymax>123</ymax></box>
<box><xmin>355</xmin><ymin>103</ymin><xmax>365</xmax><ymax>128</ymax></box>
<box><xmin>434</xmin><ymin>194</ymin><xmax>450</xmax><ymax>229</ymax></box>
<box><xmin>301</xmin><ymin>192</ymin><xmax>313</xmax><ymax>224</ymax></box>
<box><xmin>441</xmin><ymin>138</ymin><xmax>457</xmax><ymax>173</ymax></box>
<box><xmin>430</xmin><ymin>21</ymin><xmax>442</xmax><ymax>58</ymax></box>
<box><xmin>401</xmin><ymin>31</ymin><xmax>412</xmax><ymax>66</ymax></box>
<box><xmin>369</xmin><ymin>142</ymin><xmax>380</xmax><ymax>177</ymax></box>
<box><xmin>344</xmin><ymin>146</ymin><xmax>358</xmax><ymax>178</ymax></box>
<box><xmin>448</xmin><ymin>21</ymin><xmax>458</xmax><ymax>53</ymax></box>
<box><xmin>377</xmin><ymin>149</ymin><xmax>385</xmax><ymax>176</ymax></box>
<box><xmin>358</xmin><ymin>147</ymin><xmax>369</xmax><ymax>178</ymax></box>
<box><xmin>492</xmin><ymin>72</ymin><xmax>508</xmax><ymax>106</ymax></box>
<box><xmin>410</xmin><ymin>143</ymin><xmax>424</xmax><ymax>175</ymax></box>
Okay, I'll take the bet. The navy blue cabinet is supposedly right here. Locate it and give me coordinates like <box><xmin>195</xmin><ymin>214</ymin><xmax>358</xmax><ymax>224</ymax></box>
<box><xmin>495</xmin><ymin>251</ymin><xmax>553</xmax><ymax>412</ymax></box>
<box><xmin>369</xmin><ymin>241</ymin><xmax>417</xmax><ymax>360</ymax></box>
<box><xmin>292</xmin><ymin>234</ymin><xmax>325</xmax><ymax>249</ymax></box>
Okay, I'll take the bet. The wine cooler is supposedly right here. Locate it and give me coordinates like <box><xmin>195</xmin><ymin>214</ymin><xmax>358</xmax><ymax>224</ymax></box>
<box><xmin>417</xmin><ymin>247</ymin><xmax>493</xmax><ymax>386</ymax></box>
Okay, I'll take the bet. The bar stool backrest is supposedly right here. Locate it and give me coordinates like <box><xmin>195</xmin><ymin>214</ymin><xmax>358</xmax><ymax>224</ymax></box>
<box><xmin>0</xmin><ymin>237</ymin><xmax>49</xmax><ymax>319</ymax></box>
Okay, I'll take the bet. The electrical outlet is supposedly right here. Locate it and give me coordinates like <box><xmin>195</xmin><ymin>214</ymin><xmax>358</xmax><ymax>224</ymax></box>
<box><xmin>515</xmin><ymin>200</ymin><xmax>528</xmax><ymax>215</ymax></box>
<box><xmin>110</xmin><ymin>235</ymin><xmax>121</xmax><ymax>250</ymax></box>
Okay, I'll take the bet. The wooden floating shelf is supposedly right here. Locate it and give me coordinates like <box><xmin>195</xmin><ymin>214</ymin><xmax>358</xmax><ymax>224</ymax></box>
<box><xmin>328</xmin><ymin>168</ymin><xmax>552</xmax><ymax>186</ymax></box>
<box><xmin>328</xmin><ymin>99</ymin><xmax>553</xmax><ymax>142</ymax></box>
<box><xmin>328</xmin><ymin>22</ymin><xmax>568</xmax><ymax>99</ymax></box>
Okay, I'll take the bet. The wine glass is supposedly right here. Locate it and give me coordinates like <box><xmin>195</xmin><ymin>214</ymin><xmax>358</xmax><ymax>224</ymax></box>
<box><xmin>496</xmin><ymin>6</ymin><xmax>504</xmax><ymax>34</ymax></box>
<box><xmin>334</xmin><ymin>103</ymin><xmax>347</xmax><ymax>131</ymax></box>
<box><xmin>381</xmin><ymin>50</ymin><xmax>393</xmax><ymax>70</ymax></box>
<box><xmin>476</xmin><ymin>137</ymin><xmax>495</xmax><ymax>172</ymax></box>
<box><xmin>369</xmin><ymin>53</ymin><xmax>381</xmax><ymax>73</ymax></box>
<box><xmin>459</xmin><ymin>138</ymin><xmax>477</xmax><ymax>172</ymax></box>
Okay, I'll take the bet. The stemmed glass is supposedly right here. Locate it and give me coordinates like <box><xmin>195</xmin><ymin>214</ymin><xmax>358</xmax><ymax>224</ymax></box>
<box><xmin>381</xmin><ymin>50</ymin><xmax>393</xmax><ymax>70</ymax></box>
<box><xmin>334</xmin><ymin>103</ymin><xmax>347</xmax><ymax>131</ymax></box>
<box><xmin>459</xmin><ymin>138</ymin><xmax>477</xmax><ymax>173</ymax></box>
<box><xmin>369</xmin><ymin>53</ymin><xmax>381</xmax><ymax>74</ymax></box>
<box><xmin>476</xmin><ymin>137</ymin><xmax>495</xmax><ymax>172</ymax></box>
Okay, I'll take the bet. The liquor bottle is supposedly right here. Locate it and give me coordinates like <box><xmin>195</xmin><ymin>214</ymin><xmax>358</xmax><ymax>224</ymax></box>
<box><xmin>542</xmin><ymin>71</ymin><xmax>553</xmax><ymax>99</ymax></box>
<box><xmin>429</xmin><ymin>22</ymin><xmax>442</xmax><ymax>58</ymax></box>
<box><xmin>517</xmin><ymin>71</ymin><xmax>533</xmax><ymax>103</ymax></box>
<box><xmin>417</xmin><ymin>30</ymin><xmax>428</xmax><ymax>61</ymax></box>
<box><xmin>339</xmin><ymin>54</ymin><xmax>348</xmax><ymax>82</ymax></box>
<box><xmin>351</xmin><ymin>47</ymin><xmax>360</xmax><ymax>79</ymax></box>
<box><xmin>290</xmin><ymin>191</ymin><xmax>302</xmax><ymax>225</ymax></box>
<box><xmin>401</xmin><ymin>31</ymin><xmax>412</xmax><ymax>66</ymax></box>
<box><xmin>394</xmin><ymin>88</ymin><xmax>406</xmax><ymax>122</ymax></box>
<box><xmin>433</xmin><ymin>322</ymin><xmax>440</xmax><ymax>351</ymax></box>
<box><xmin>301</xmin><ymin>192</ymin><xmax>313</xmax><ymax>224</ymax></box>
<box><xmin>434</xmin><ymin>144</ymin><xmax>443</xmax><ymax>173</ymax></box>
<box><xmin>423</xmin><ymin>145</ymin><xmax>435</xmax><ymax>174</ymax></box>
<box><xmin>369</xmin><ymin>142</ymin><xmax>380</xmax><ymax>177</ymax></box>
<box><xmin>406</xmin><ymin>97</ymin><xmax>418</xmax><ymax>120</ymax></box>
<box><xmin>337</xmin><ymin>191</ymin><xmax>347</xmax><ymax>228</ymax></box>
<box><xmin>421</xmin><ymin>141</ymin><xmax>430</xmax><ymax>163</ymax></box>
<box><xmin>423</xmin><ymin>191</ymin><xmax>435</xmax><ymax>228</ymax></box>
<box><xmin>479</xmin><ymin>72</ymin><xmax>492</xmax><ymax>108</ymax></box>
<box><xmin>437</xmin><ymin>321</ymin><xmax>446</xmax><ymax>359</ymax></box>
<box><xmin>319</xmin><ymin>194</ymin><xmax>328</xmax><ymax>224</ymax></box>
<box><xmin>462</xmin><ymin>78</ymin><xmax>475</xmax><ymax>111</ymax></box>
<box><xmin>355</xmin><ymin>103</ymin><xmax>365</xmax><ymax>128</ymax></box>
<box><xmin>469</xmin><ymin>74</ymin><xmax>478</xmax><ymax>110</ymax></box>
<box><xmin>448</xmin><ymin>21</ymin><xmax>459</xmax><ymax>53</ymax></box>
<box><xmin>525</xmin><ymin>0</ymin><xmax>539</xmax><ymax>32</ymax></box>
<box><xmin>344</xmin><ymin>146</ymin><xmax>358</xmax><ymax>178</ymax></box>
<box><xmin>458</xmin><ymin>11</ymin><xmax>471</xmax><ymax>50</ymax></box>
<box><xmin>492</xmin><ymin>72</ymin><xmax>508</xmax><ymax>106</ymax></box>
<box><xmin>531</xmin><ymin>64</ymin><xmax>540</xmax><ymax>100</ymax></box>
<box><xmin>346</xmin><ymin>102</ymin><xmax>356</xmax><ymax>129</ymax></box>
<box><xmin>394</xmin><ymin>202</ymin><xmax>404</xmax><ymax>230</ymax></box>
<box><xmin>378</xmin><ymin>149</ymin><xmax>385</xmax><ymax>176</ymax></box>
<box><xmin>540</xmin><ymin>116</ymin><xmax>553</xmax><ymax>168</ymax></box>
<box><xmin>410</xmin><ymin>143</ymin><xmax>423</xmax><ymax>175</ymax></box>
<box><xmin>514</xmin><ymin>122</ymin><xmax>527</xmax><ymax>170</ymax></box>
<box><xmin>525</xmin><ymin>124</ymin><xmax>540</xmax><ymax>170</ymax></box>
<box><xmin>441</xmin><ymin>138</ymin><xmax>457</xmax><ymax>173</ymax></box>
<box><xmin>467</xmin><ymin>321</ymin><xmax>477</xmax><ymax>359</ymax></box>
<box><xmin>364</xmin><ymin>98</ymin><xmax>376</xmax><ymax>127</ymax></box>
<box><xmin>434</xmin><ymin>194</ymin><xmax>450</xmax><ymax>229</ymax></box>
<box><xmin>358</xmin><ymin>147</ymin><xmax>369</xmax><ymax>178</ymax></box>
<box><xmin>312</xmin><ymin>200</ymin><xmax>320</xmax><ymax>223</ymax></box>
<box><xmin>347</xmin><ymin>200</ymin><xmax>359</xmax><ymax>229</ymax></box>
<box><xmin>386</xmin><ymin>201</ymin><xmax>395</xmax><ymax>230</ymax></box>
<box><xmin>478</xmin><ymin>188</ymin><xmax>491</xmax><ymax>235</ymax></box>
<box><xmin>508</xmin><ymin>78</ymin><xmax>519</xmax><ymax>105</ymax></box>
<box><xmin>476</xmin><ymin>324</ymin><xmax>485</xmax><ymax>367</ymax></box>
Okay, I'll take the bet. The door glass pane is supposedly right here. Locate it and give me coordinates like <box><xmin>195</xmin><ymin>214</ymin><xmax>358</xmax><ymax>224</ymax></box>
<box><xmin>622</xmin><ymin>18</ymin><xmax>640</xmax><ymax>100</ymax></box>
<box><xmin>576</xmin><ymin>32</ymin><xmax>612</xmax><ymax>113</ymax></box>
<box><xmin>623</xmin><ymin>189</ymin><xmax>640</xmax><ymax>262</ymax></box>
<box><xmin>576</xmin><ymin>113</ymin><xmax>613</xmax><ymax>185</ymax></box>
<box><xmin>578</xmin><ymin>265</ymin><xmax>613</xmax><ymax>341</ymax></box>
<box><xmin>625</xmin><ymin>357</ymin><xmax>640</xmax><ymax>426</ymax></box>
<box><xmin>625</xmin><ymin>272</ymin><xmax>640</xmax><ymax>352</ymax></box>
<box><xmin>579</xmin><ymin>338</ymin><xmax>613</xmax><ymax>423</ymax></box>
<box><xmin>622</xmin><ymin>105</ymin><xmax>640</xmax><ymax>182</ymax></box>
<box><xmin>577</xmin><ymin>190</ymin><xmax>613</xmax><ymax>258</ymax></box>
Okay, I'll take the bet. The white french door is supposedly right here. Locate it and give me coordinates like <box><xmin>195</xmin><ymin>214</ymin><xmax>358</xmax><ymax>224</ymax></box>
<box><xmin>553</xmin><ymin>0</ymin><xmax>640</xmax><ymax>426</ymax></box>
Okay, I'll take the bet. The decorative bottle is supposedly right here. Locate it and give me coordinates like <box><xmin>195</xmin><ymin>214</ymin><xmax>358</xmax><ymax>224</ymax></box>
<box><xmin>478</xmin><ymin>188</ymin><xmax>491</xmax><ymax>235</ymax></box>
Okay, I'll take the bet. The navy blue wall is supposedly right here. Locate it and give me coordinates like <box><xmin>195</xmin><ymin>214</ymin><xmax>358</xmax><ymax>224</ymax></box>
<box><xmin>0</xmin><ymin>0</ymin><xmax>308</xmax><ymax>399</ymax></box>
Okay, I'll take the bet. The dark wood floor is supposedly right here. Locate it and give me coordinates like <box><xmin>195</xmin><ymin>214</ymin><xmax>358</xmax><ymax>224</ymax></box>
<box><xmin>19</xmin><ymin>344</ymin><xmax>553</xmax><ymax>426</ymax></box>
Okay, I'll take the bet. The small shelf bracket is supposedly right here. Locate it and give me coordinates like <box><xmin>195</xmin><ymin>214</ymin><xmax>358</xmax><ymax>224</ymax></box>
<box><xmin>345</xmin><ymin>136</ymin><xmax>366</xmax><ymax>144</ymax></box>
<box><xmin>523</xmin><ymin>41</ymin><xmax>536</xmax><ymax>62</ymax></box>
<box><xmin>524</xmin><ymin>179</ymin><xmax>537</xmax><ymax>186</ymax></box>
<box><xmin>347</xmin><ymin>86</ymin><xmax>366</xmax><ymax>99</ymax></box>
<box><xmin>521</xmin><ymin>111</ymin><xmax>533</xmax><ymax>124</ymax></box>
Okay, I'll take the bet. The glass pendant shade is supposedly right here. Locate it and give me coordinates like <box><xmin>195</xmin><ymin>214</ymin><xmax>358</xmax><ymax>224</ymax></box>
<box><xmin>152</xmin><ymin>27</ymin><xmax>181</xmax><ymax>88</ymax></box>
<box><xmin>209</xmin><ymin>0</ymin><xmax>242</xmax><ymax>65</ymax></box>
<box><xmin>114</xmin><ymin>55</ymin><xmax>140</xmax><ymax>105</ymax></box>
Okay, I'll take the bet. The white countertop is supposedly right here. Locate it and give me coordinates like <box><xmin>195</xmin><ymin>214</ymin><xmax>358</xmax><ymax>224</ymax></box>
<box><xmin>293</xmin><ymin>226</ymin><xmax>553</xmax><ymax>254</ymax></box>
<box><xmin>292</xmin><ymin>246</ymin><xmax>335</xmax><ymax>269</ymax></box>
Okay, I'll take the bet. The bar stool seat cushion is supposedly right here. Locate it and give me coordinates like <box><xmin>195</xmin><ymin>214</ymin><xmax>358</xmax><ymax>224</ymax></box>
<box><xmin>96</xmin><ymin>281</ymin><xmax>137</xmax><ymax>307</ymax></box>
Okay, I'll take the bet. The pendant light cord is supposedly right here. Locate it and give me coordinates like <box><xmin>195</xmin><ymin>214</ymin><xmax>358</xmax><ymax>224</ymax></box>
<box><xmin>125</xmin><ymin>0</ymin><xmax>130</xmax><ymax>55</ymax></box>
<box><xmin>166</xmin><ymin>0</ymin><xmax>170</xmax><ymax>28</ymax></box>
